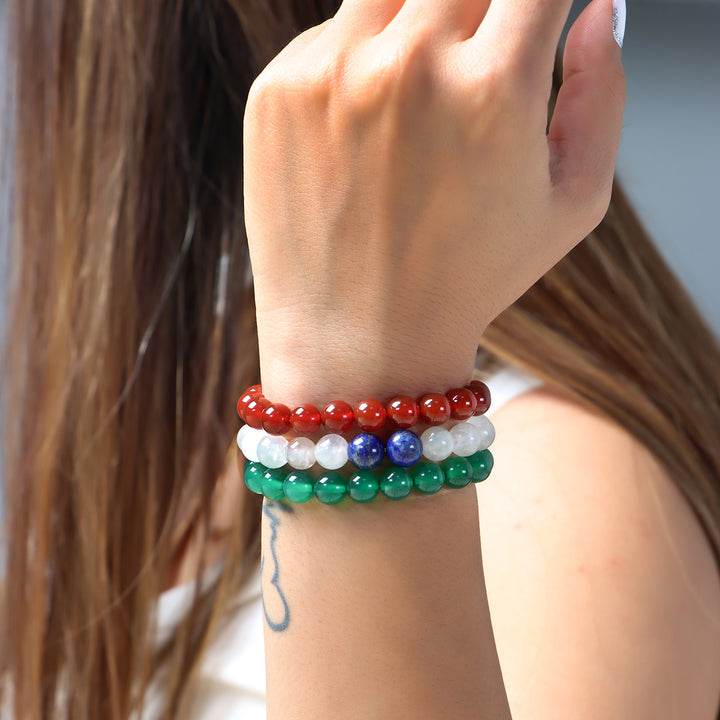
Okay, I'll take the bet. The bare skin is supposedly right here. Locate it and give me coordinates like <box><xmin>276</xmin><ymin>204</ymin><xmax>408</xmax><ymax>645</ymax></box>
<box><xmin>166</xmin><ymin>384</ymin><xmax>720</xmax><ymax>718</ymax></box>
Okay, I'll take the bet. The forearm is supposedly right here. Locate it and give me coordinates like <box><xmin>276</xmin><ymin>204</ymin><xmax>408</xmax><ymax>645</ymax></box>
<box><xmin>261</xmin><ymin>483</ymin><xmax>512</xmax><ymax>719</ymax></box>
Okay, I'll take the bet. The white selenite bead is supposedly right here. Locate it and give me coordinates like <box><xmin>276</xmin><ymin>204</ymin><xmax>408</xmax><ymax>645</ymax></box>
<box><xmin>239</xmin><ymin>426</ymin><xmax>264</xmax><ymax>463</ymax></box>
<box><xmin>467</xmin><ymin>415</ymin><xmax>495</xmax><ymax>450</ymax></box>
<box><xmin>287</xmin><ymin>437</ymin><xmax>316</xmax><ymax>470</ymax></box>
<box><xmin>449</xmin><ymin>422</ymin><xmax>483</xmax><ymax>457</ymax></box>
<box><xmin>421</xmin><ymin>427</ymin><xmax>454</xmax><ymax>462</ymax></box>
<box><xmin>257</xmin><ymin>434</ymin><xmax>289</xmax><ymax>469</ymax></box>
<box><xmin>314</xmin><ymin>434</ymin><xmax>348</xmax><ymax>470</ymax></box>
<box><xmin>236</xmin><ymin>424</ymin><xmax>252</xmax><ymax>450</ymax></box>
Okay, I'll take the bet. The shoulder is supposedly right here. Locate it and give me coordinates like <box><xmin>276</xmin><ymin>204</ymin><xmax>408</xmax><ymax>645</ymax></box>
<box><xmin>476</xmin><ymin>384</ymin><xmax>720</xmax><ymax>719</ymax></box>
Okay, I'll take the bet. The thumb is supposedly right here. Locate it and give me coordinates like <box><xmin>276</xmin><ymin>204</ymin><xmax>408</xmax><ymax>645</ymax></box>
<box><xmin>548</xmin><ymin>0</ymin><xmax>627</xmax><ymax>225</ymax></box>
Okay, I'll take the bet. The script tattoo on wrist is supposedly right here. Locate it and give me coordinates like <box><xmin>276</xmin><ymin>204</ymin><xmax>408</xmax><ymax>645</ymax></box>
<box><xmin>261</xmin><ymin>499</ymin><xmax>293</xmax><ymax>632</ymax></box>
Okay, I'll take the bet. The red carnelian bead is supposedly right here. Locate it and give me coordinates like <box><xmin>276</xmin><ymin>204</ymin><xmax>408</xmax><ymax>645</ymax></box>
<box><xmin>387</xmin><ymin>396</ymin><xmax>419</xmax><ymax>428</ymax></box>
<box><xmin>418</xmin><ymin>393</ymin><xmax>452</xmax><ymax>426</ymax></box>
<box><xmin>236</xmin><ymin>384</ymin><xmax>264</xmax><ymax>421</ymax></box>
<box><xmin>244</xmin><ymin>396</ymin><xmax>271</xmax><ymax>429</ymax></box>
<box><xmin>355</xmin><ymin>399</ymin><xmax>387</xmax><ymax>432</ymax></box>
<box><xmin>262</xmin><ymin>403</ymin><xmax>293</xmax><ymax>435</ymax></box>
<box><xmin>290</xmin><ymin>404</ymin><xmax>322</xmax><ymax>435</ymax></box>
<box><xmin>467</xmin><ymin>380</ymin><xmax>491</xmax><ymax>415</ymax></box>
<box><xmin>446</xmin><ymin>388</ymin><xmax>478</xmax><ymax>420</ymax></box>
<box><xmin>322</xmin><ymin>401</ymin><xmax>355</xmax><ymax>434</ymax></box>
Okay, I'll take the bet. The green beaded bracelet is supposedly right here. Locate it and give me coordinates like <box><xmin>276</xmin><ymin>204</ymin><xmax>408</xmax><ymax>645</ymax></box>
<box><xmin>243</xmin><ymin>450</ymin><xmax>494</xmax><ymax>505</ymax></box>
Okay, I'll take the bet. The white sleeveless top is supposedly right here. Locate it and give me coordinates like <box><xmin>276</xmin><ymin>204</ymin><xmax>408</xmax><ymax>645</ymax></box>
<box><xmin>144</xmin><ymin>364</ymin><xmax>544</xmax><ymax>719</ymax></box>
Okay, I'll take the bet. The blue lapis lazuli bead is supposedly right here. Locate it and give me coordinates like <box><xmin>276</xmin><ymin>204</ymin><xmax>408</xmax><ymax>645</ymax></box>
<box><xmin>386</xmin><ymin>429</ymin><xmax>423</xmax><ymax>467</ymax></box>
<box><xmin>347</xmin><ymin>432</ymin><xmax>385</xmax><ymax>470</ymax></box>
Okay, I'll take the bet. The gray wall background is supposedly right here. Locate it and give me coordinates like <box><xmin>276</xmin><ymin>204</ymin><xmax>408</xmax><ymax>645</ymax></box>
<box><xmin>611</xmin><ymin>0</ymin><xmax>720</xmax><ymax>336</ymax></box>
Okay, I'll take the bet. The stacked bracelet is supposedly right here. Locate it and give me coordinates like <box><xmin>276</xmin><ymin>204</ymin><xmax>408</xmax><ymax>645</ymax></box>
<box><xmin>244</xmin><ymin>449</ymin><xmax>495</xmax><ymax>505</ymax></box>
<box><xmin>236</xmin><ymin>381</ymin><xmax>491</xmax><ymax>436</ymax></box>
<box><xmin>236</xmin><ymin>380</ymin><xmax>495</xmax><ymax>505</ymax></box>
<box><xmin>237</xmin><ymin>415</ymin><xmax>495</xmax><ymax>471</ymax></box>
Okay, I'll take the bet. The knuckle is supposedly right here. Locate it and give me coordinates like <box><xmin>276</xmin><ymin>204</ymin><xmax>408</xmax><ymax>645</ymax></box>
<box><xmin>451</xmin><ymin>48</ymin><xmax>526</xmax><ymax>124</ymax></box>
<box><xmin>345</xmin><ymin>36</ymin><xmax>437</xmax><ymax>115</ymax></box>
<box><xmin>246</xmin><ymin>55</ymin><xmax>337</xmax><ymax>120</ymax></box>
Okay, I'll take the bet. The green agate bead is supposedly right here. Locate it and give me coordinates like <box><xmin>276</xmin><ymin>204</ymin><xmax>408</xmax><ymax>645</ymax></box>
<box><xmin>347</xmin><ymin>471</ymin><xmax>380</xmax><ymax>503</ymax></box>
<box><xmin>314</xmin><ymin>472</ymin><xmax>347</xmax><ymax>504</ymax></box>
<box><xmin>469</xmin><ymin>449</ymin><xmax>494</xmax><ymax>483</ymax></box>
<box><xmin>411</xmin><ymin>462</ymin><xmax>445</xmax><ymax>495</ymax></box>
<box><xmin>244</xmin><ymin>461</ymin><xmax>265</xmax><ymax>495</ymax></box>
<box><xmin>283</xmin><ymin>470</ymin><xmax>315</xmax><ymax>503</ymax></box>
<box><xmin>441</xmin><ymin>456</ymin><xmax>473</xmax><ymax>488</ymax></box>
<box><xmin>380</xmin><ymin>467</ymin><xmax>413</xmax><ymax>499</ymax></box>
<box><xmin>261</xmin><ymin>467</ymin><xmax>286</xmax><ymax>500</ymax></box>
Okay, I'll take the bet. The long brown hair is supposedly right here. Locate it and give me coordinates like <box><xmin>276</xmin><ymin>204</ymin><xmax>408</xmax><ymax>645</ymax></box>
<box><xmin>1</xmin><ymin>1</ymin><xmax>719</xmax><ymax>718</ymax></box>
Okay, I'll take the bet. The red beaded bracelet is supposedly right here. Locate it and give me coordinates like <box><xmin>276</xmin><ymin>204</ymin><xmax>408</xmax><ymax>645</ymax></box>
<box><xmin>236</xmin><ymin>380</ymin><xmax>491</xmax><ymax>437</ymax></box>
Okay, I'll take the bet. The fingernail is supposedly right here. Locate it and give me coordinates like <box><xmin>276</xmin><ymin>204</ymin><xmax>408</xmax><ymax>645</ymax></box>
<box><xmin>612</xmin><ymin>0</ymin><xmax>626</xmax><ymax>48</ymax></box>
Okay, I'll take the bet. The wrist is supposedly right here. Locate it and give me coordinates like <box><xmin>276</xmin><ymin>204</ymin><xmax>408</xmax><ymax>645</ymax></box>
<box><xmin>256</xmin><ymin>320</ymin><xmax>481</xmax><ymax>408</ymax></box>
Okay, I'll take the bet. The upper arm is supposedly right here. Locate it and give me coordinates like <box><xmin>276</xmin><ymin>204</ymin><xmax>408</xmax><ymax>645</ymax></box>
<box><xmin>476</xmin><ymin>386</ymin><xmax>720</xmax><ymax>720</ymax></box>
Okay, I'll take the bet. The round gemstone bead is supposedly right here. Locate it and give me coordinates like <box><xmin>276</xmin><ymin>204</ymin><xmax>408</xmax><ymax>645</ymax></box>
<box><xmin>418</xmin><ymin>393</ymin><xmax>451</xmax><ymax>426</ymax></box>
<box><xmin>386</xmin><ymin>396</ymin><xmax>419</xmax><ymax>429</ymax></box>
<box><xmin>347</xmin><ymin>433</ymin><xmax>385</xmax><ymax>470</ymax></box>
<box><xmin>243</xmin><ymin>461</ymin><xmax>265</xmax><ymax>494</ymax></box>
<box><xmin>314</xmin><ymin>434</ymin><xmax>349</xmax><ymax>470</ymax></box>
<box><xmin>449</xmin><ymin>422</ymin><xmax>483</xmax><ymax>457</ymax></box>
<box><xmin>286</xmin><ymin>437</ymin><xmax>316</xmax><ymax>470</ymax></box>
<box><xmin>236</xmin><ymin>424</ymin><xmax>252</xmax><ymax>450</ymax></box>
<box><xmin>290</xmin><ymin>404</ymin><xmax>322</xmax><ymax>436</ymax></box>
<box><xmin>386</xmin><ymin>430</ymin><xmax>423</xmax><ymax>467</ymax></box>
<box><xmin>322</xmin><ymin>401</ymin><xmax>355</xmax><ymax>434</ymax></box>
<box><xmin>244</xmin><ymin>396</ymin><xmax>271</xmax><ymax>429</ymax></box>
<box><xmin>445</xmin><ymin>388</ymin><xmax>478</xmax><ymax>420</ymax></box>
<box><xmin>467</xmin><ymin>380</ymin><xmax>491</xmax><ymax>415</ymax></box>
<box><xmin>412</xmin><ymin>462</ymin><xmax>445</xmax><ymax>495</ymax></box>
<box><xmin>283</xmin><ymin>470</ymin><xmax>315</xmax><ymax>503</ymax></box>
<box><xmin>261</xmin><ymin>403</ymin><xmax>292</xmax><ymax>435</ymax></box>
<box><xmin>441</xmin><ymin>456</ymin><xmax>473</xmax><ymax>488</ymax></box>
<box><xmin>237</xmin><ymin>384</ymin><xmax>263</xmax><ymax>421</ymax></box>
<box><xmin>420</xmin><ymin>427</ymin><xmax>454</xmax><ymax>462</ymax></box>
<box><xmin>467</xmin><ymin>415</ymin><xmax>495</xmax><ymax>449</ymax></box>
<box><xmin>261</xmin><ymin>467</ymin><xmax>286</xmax><ymax>500</ymax></box>
<box><xmin>314</xmin><ymin>472</ymin><xmax>347</xmax><ymax>504</ymax></box>
<box><xmin>379</xmin><ymin>467</ymin><xmax>413</xmax><ymax>499</ymax></box>
<box><xmin>239</xmin><ymin>426</ymin><xmax>264</xmax><ymax>463</ymax></box>
<box><xmin>256</xmin><ymin>434</ymin><xmax>289</xmax><ymax>469</ymax></box>
<box><xmin>347</xmin><ymin>471</ymin><xmax>380</xmax><ymax>503</ymax></box>
<box><xmin>468</xmin><ymin>450</ymin><xmax>494</xmax><ymax>483</ymax></box>
<box><xmin>354</xmin><ymin>399</ymin><xmax>387</xmax><ymax>432</ymax></box>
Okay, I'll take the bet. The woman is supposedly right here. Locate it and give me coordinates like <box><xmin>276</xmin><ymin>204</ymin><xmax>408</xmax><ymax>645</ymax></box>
<box><xmin>2</xmin><ymin>0</ymin><xmax>720</xmax><ymax>718</ymax></box>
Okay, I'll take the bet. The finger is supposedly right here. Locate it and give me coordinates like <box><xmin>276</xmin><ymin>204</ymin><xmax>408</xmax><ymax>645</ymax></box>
<box><xmin>334</xmin><ymin>0</ymin><xmax>406</xmax><ymax>36</ymax></box>
<box><xmin>472</xmin><ymin>0</ymin><xmax>574</xmax><ymax>72</ymax></box>
<box><xmin>384</xmin><ymin>0</ymin><xmax>493</xmax><ymax>40</ymax></box>
<box><xmin>547</xmin><ymin>0</ymin><xmax>626</xmax><ymax>218</ymax></box>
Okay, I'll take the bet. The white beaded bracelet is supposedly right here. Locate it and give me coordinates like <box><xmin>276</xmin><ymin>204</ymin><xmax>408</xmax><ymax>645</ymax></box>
<box><xmin>420</xmin><ymin>415</ymin><xmax>495</xmax><ymax>462</ymax></box>
<box><xmin>236</xmin><ymin>416</ymin><xmax>495</xmax><ymax>471</ymax></box>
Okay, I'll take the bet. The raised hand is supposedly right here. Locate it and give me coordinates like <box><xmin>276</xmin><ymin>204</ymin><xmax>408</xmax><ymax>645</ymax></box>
<box><xmin>243</xmin><ymin>0</ymin><xmax>626</xmax><ymax>403</ymax></box>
